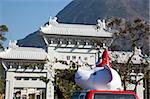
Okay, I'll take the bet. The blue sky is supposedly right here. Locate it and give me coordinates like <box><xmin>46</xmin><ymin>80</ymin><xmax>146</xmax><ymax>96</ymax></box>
<box><xmin>0</xmin><ymin>0</ymin><xmax>72</xmax><ymax>47</ymax></box>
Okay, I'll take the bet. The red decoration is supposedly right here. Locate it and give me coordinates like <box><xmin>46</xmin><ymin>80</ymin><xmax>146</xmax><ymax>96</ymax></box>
<box><xmin>98</xmin><ymin>48</ymin><xmax>112</xmax><ymax>68</ymax></box>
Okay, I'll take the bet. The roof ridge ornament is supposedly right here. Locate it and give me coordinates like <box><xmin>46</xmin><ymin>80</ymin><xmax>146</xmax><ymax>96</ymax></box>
<box><xmin>40</xmin><ymin>16</ymin><xmax>58</xmax><ymax>32</ymax></box>
<box><xmin>96</xmin><ymin>19</ymin><xmax>107</xmax><ymax>30</ymax></box>
<box><xmin>134</xmin><ymin>46</ymin><xmax>142</xmax><ymax>55</ymax></box>
<box><xmin>49</xmin><ymin>17</ymin><xmax>58</xmax><ymax>25</ymax></box>
<box><xmin>8</xmin><ymin>40</ymin><xmax>18</xmax><ymax>48</ymax></box>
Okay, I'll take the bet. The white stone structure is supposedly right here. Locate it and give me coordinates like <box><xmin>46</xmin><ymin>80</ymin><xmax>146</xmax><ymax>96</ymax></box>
<box><xmin>0</xmin><ymin>18</ymin><xmax>113</xmax><ymax>99</ymax></box>
<box><xmin>0</xmin><ymin>18</ymin><xmax>148</xmax><ymax>99</ymax></box>
<box><xmin>40</xmin><ymin>17</ymin><xmax>113</xmax><ymax>69</ymax></box>
<box><xmin>0</xmin><ymin>41</ymin><xmax>53</xmax><ymax>99</ymax></box>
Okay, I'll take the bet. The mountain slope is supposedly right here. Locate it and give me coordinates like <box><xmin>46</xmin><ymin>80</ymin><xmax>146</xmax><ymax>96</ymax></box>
<box><xmin>17</xmin><ymin>31</ymin><xmax>46</xmax><ymax>49</ymax></box>
<box><xmin>17</xmin><ymin>0</ymin><xmax>149</xmax><ymax>54</ymax></box>
<box><xmin>56</xmin><ymin>0</ymin><xmax>149</xmax><ymax>24</ymax></box>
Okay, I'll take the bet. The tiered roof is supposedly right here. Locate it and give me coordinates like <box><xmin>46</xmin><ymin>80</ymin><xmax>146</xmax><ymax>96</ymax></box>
<box><xmin>0</xmin><ymin>41</ymin><xmax>48</xmax><ymax>61</ymax></box>
<box><xmin>40</xmin><ymin>17</ymin><xmax>113</xmax><ymax>38</ymax></box>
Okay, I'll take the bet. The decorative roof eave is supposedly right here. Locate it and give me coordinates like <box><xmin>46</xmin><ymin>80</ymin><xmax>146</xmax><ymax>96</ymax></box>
<box><xmin>1</xmin><ymin>58</ymin><xmax>47</xmax><ymax>63</ymax></box>
<box><xmin>42</xmin><ymin>33</ymin><xmax>113</xmax><ymax>39</ymax></box>
<box><xmin>40</xmin><ymin>17</ymin><xmax>113</xmax><ymax>38</ymax></box>
<box><xmin>41</xmin><ymin>30</ymin><xmax>113</xmax><ymax>38</ymax></box>
<box><xmin>0</xmin><ymin>41</ymin><xmax>49</xmax><ymax>62</ymax></box>
<box><xmin>0</xmin><ymin>50</ymin><xmax>48</xmax><ymax>61</ymax></box>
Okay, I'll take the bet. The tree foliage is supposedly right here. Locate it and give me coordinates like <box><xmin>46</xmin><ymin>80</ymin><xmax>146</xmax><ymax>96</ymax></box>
<box><xmin>55</xmin><ymin>69</ymin><xmax>82</xmax><ymax>99</ymax></box>
<box><xmin>0</xmin><ymin>25</ymin><xmax>8</xmax><ymax>95</ymax></box>
<box><xmin>0</xmin><ymin>64</ymin><xmax>5</xmax><ymax>94</ymax></box>
<box><xmin>39</xmin><ymin>68</ymin><xmax>81</xmax><ymax>99</ymax></box>
<box><xmin>107</xmin><ymin>18</ymin><xmax>149</xmax><ymax>91</ymax></box>
<box><xmin>108</xmin><ymin>18</ymin><xmax>150</xmax><ymax>55</ymax></box>
<box><xmin>0</xmin><ymin>25</ymin><xmax>8</xmax><ymax>49</ymax></box>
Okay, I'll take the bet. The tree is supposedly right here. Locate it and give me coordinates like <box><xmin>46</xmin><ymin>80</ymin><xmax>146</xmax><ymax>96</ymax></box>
<box><xmin>55</xmin><ymin>69</ymin><xmax>81</xmax><ymax>99</ymax></box>
<box><xmin>40</xmin><ymin>69</ymin><xmax>82</xmax><ymax>99</ymax></box>
<box><xmin>0</xmin><ymin>62</ymin><xmax>5</xmax><ymax>94</ymax></box>
<box><xmin>0</xmin><ymin>25</ymin><xmax>8</xmax><ymax>97</ymax></box>
<box><xmin>108</xmin><ymin>18</ymin><xmax>149</xmax><ymax>54</ymax></box>
<box><xmin>0</xmin><ymin>25</ymin><xmax>8</xmax><ymax>49</ymax></box>
<box><xmin>107</xmin><ymin>18</ymin><xmax>149</xmax><ymax>91</ymax></box>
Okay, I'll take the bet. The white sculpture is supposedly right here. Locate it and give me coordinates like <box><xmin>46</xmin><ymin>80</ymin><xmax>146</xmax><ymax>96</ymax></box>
<box><xmin>9</xmin><ymin>40</ymin><xmax>19</xmax><ymax>48</ymax></box>
<box><xmin>49</xmin><ymin>17</ymin><xmax>58</xmax><ymax>24</ymax></box>
<box><xmin>97</xmin><ymin>19</ymin><xmax>107</xmax><ymax>30</ymax></box>
<box><xmin>75</xmin><ymin>48</ymin><xmax>122</xmax><ymax>90</ymax></box>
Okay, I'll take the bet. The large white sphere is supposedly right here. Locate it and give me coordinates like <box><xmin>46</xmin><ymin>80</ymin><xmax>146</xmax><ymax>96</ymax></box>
<box><xmin>75</xmin><ymin>66</ymin><xmax>94</xmax><ymax>89</ymax></box>
<box><xmin>108</xmin><ymin>68</ymin><xmax>122</xmax><ymax>90</ymax></box>
<box><xmin>75</xmin><ymin>66</ymin><xmax>122</xmax><ymax>90</ymax></box>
